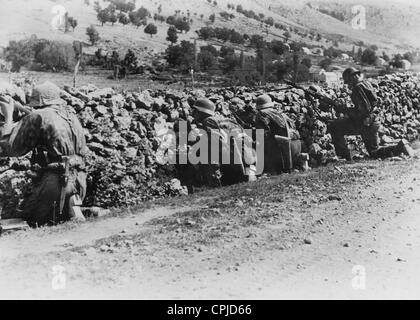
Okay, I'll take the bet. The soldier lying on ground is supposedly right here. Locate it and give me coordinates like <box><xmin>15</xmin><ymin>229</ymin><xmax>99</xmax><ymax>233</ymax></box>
<box><xmin>326</xmin><ymin>67</ymin><xmax>414</xmax><ymax>160</ymax></box>
<box><xmin>0</xmin><ymin>82</ymin><xmax>87</xmax><ymax>227</ymax></box>
<box><xmin>180</xmin><ymin>98</ymin><xmax>257</xmax><ymax>189</ymax></box>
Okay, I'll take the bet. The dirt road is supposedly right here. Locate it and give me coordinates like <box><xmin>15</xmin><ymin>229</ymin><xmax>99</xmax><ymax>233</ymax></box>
<box><xmin>1</xmin><ymin>158</ymin><xmax>420</xmax><ymax>300</ymax></box>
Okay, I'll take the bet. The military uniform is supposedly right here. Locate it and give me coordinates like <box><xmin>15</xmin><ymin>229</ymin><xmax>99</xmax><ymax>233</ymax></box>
<box><xmin>254</xmin><ymin>95</ymin><xmax>302</xmax><ymax>174</ymax></box>
<box><xmin>198</xmin><ymin>113</ymin><xmax>256</xmax><ymax>185</ymax></box>
<box><xmin>187</xmin><ymin>99</ymin><xmax>257</xmax><ymax>187</ymax></box>
<box><xmin>328</xmin><ymin>69</ymin><xmax>411</xmax><ymax>160</ymax></box>
<box><xmin>0</xmin><ymin>82</ymin><xmax>87</xmax><ymax>226</ymax></box>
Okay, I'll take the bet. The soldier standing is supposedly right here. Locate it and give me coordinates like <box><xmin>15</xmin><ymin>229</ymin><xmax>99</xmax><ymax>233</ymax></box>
<box><xmin>327</xmin><ymin>67</ymin><xmax>413</xmax><ymax>160</ymax></box>
<box><xmin>0</xmin><ymin>82</ymin><xmax>88</xmax><ymax>226</ymax></box>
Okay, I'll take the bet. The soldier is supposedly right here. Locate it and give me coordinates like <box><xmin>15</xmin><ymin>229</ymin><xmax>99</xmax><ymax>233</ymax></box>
<box><xmin>327</xmin><ymin>67</ymin><xmax>413</xmax><ymax>160</ymax></box>
<box><xmin>190</xmin><ymin>98</ymin><xmax>257</xmax><ymax>186</ymax></box>
<box><xmin>254</xmin><ymin>94</ymin><xmax>304</xmax><ymax>174</ymax></box>
<box><xmin>0</xmin><ymin>82</ymin><xmax>88</xmax><ymax>227</ymax></box>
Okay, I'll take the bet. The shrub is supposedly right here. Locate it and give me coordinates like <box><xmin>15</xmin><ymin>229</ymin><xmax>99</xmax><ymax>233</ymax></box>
<box><xmin>67</xmin><ymin>16</ymin><xmax>78</xmax><ymax>31</ymax></box>
<box><xmin>165</xmin><ymin>40</ymin><xmax>195</xmax><ymax>71</ymax></box>
<box><xmin>97</xmin><ymin>9</ymin><xmax>110</xmax><ymax>26</ymax></box>
<box><xmin>34</xmin><ymin>41</ymin><xmax>75</xmax><ymax>71</ymax></box>
<box><xmin>361</xmin><ymin>48</ymin><xmax>377</xmax><ymax>65</ymax></box>
<box><xmin>166</xmin><ymin>26</ymin><xmax>178</xmax><ymax>44</ymax></box>
<box><xmin>319</xmin><ymin>58</ymin><xmax>332</xmax><ymax>70</ymax></box>
<box><xmin>209</xmin><ymin>13</ymin><xmax>215</xmax><ymax>23</ymax></box>
<box><xmin>144</xmin><ymin>23</ymin><xmax>158</xmax><ymax>37</ymax></box>
<box><xmin>86</xmin><ymin>25</ymin><xmax>100</xmax><ymax>45</ymax></box>
<box><xmin>4</xmin><ymin>36</ymin><xmax>38</xmax><ymax>72</ymax></box>
<box><xmin>198</xmin><ymin>50</ymin><xmax>217</xmax><ymax>71</ymax></box>
<box><xmin>174</xmin><ymin>18</ymin><xmax>190</xmax><ymax>33</ymax></box>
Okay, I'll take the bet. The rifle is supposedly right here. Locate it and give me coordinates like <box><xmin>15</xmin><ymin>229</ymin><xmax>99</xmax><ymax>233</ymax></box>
<box><xmin>284</xmin><ymin>80</ymin><xmax>343</xmax><ymax>114</ymax></box>
<box><xmin>230</xmin><ymin>109</ymin><xmax>253</xmax><ymax>129</ymax></box>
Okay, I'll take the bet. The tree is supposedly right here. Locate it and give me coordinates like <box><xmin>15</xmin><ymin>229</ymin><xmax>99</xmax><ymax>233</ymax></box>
<box><xmin>165</xmin><ymin>40</ymin><xmax>195</xmax><ymax>71</ymax></box>
<box><xmin>197</xmin><ymin>27</ymin><xmax>215</xmax><ymax>40</ymax></box>
<box><xmin>200</xmin><ymin>45</ymin><xmax>218</xmax><ymax>57</ymax></box>
<box><xmin>209</xmin><ymin>13</ymin><xmax>216</xmax><ymax>23</ymax></box>
<box><xmin>284</xmin><ymin>31</ymin><xmax>291</xmax><ymax>43</ymax></box>
<box><xmin>93</xmin><ymin>1</ymin><xmax>101</xmax><ymax>13</ymax></box>
<box><xmin>4</xmin><ymin>37</ymin><xmax>36</xmax><ymax>72</ymax></box>
<box><xmin>221</xmin><ymin>52</ymin><xmax>239</xmax><ymax>73</ymax></box>
<box><xmin>301</xmin><ymin>57</ymin><xmax>312</xmax><ymax>69</ymax></box>
<box><xmin>229</xmin><ymin>29</ymin><xmax>244</xmax><ymax>44</ymax></box>
<box><xmin>68</xmin><ymin>16</ymin><xmax>78</xmax><ymax>31</ymax></box>
<box><xmin>144</xmin><ymin>23</ymin><xmax>158</xmax><ymax>38</ymax></box>
<box><xmin>361</xmin><ymin>48</ymin><xmax>377</xmax><ymax>65</ymax></box>
<box><xmin>220</xmin><ymin>45</ymin><xmax>234</xmax><ymax>58</ymax></box>
<box><xmin>198</xmin><ymin>49</ymin><xmax>216</xmax><ymax>71</ymax></box>
<box><xmin>319</xmin><ymin>58</ymin><xmax>332</xmax><ymax>70</ymax></box>
<box><xmin>270</xmin><ymin>40</ymin><xmax>287</xmax><ymax>55</ymax></box>
<box><xmin>35</xmin><ymin>41</ymin><xmax>75</xmax><ymax>71</ymax></box>
<box><xmin>166</xmin><ymin>15</ymin><xmax>176</xmax><ymax>25</ymax></box>
<box><xmin>250</xmin><ymin>35</ymin><xmax>265</xmax><ymax>49</ymax></box>
<box><xmin>123</xmin><ymin>48</ymin><xmax>137</xmax><ymax>72</ymax></box>
<box><xmin>129</xmin><ymin>11</ymin><xmax>145</xmax><ymax>28</ymax></box>
<box><xmin>166</xmin><ymin>26</ymin><xmax>178</xmax><ymax>44</ymax></box>
<box><xmin>265</xmin><ymin>17</ymin><xmax>274</xmax><ymax>26</ymax></box>
<box><xmin>136</xmin><ymin>6</ymin><xmax>151</xmax><ymax>20</ymax></box>
<box><xmin>97</xmin><ymin>9</ymin><xmax>110</xmax><ymax>26</ymax></box>
<box><xmin>119</xmin><ymin>13</ymin><xmax>130</xmax><ymax>25</ymax></box>
<box><xmin>86</xmin><ymin>25</ymin><xmax>100</xmax><ymax>45</ymax></box>
<box><xmin>174</xmin><ymin>18</ymin><xmax>190</xmax><ymax>33</ymax></box>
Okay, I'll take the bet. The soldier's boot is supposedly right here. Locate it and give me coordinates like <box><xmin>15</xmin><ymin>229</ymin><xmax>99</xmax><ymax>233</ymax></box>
<box><xmin>397</xmin><ymin>139</ymin><xmax>415</xmax><ymax>157</ymax></box>
<box><xmin>370</xmin><ymin>140</ymin><xmax>415</xmax><ymax>159</ymax></box>
<box><xmin>245</xmin><ymin>165</ymin><xmax>257</xmax><ymax>182</ymax></box>
<box><xmin>297</xmin><ymin>153</ymin><xmax>310</xmax><ymax>171</ymax></box>
<box><xmin>69</xmin><ymin>195</ymin><xmax>86</xmax><ymax>222</ymax></box>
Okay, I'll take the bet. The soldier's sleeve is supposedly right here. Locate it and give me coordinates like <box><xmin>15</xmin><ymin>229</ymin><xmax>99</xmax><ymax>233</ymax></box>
<box><xmin>351</xmin><ymin>85</ymin><xmax>372</xmax><ymax>118</ymax></box>
<box><xmin>254</xmin><ymin>112</ymin><xmax>272</xmax><ymax>137</ymax></box>
<box><xmin>0</xmin><ymin>113</ymin><xmax>42</xmax><ymax>157</ymax></box>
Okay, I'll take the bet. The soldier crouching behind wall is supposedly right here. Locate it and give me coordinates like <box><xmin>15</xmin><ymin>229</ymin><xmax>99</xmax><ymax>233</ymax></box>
<box><xmin>254</xmin><ymin>94</ymin><xmax>306</xmax><ymax>174</ymax></box>
<box><xmin>179</xmin><ymin>98</ymin><xmax>257</xmax><ymax>191</ymax></box>
<box><xmin>0</xmin><ymin>82</ymin><xmax>87</xmax><ymax>227</ymax></box>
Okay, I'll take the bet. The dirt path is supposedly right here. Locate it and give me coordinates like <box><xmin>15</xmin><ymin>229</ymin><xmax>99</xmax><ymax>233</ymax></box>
<box><xmin>1</xmin><ymin>159</ymin><xmax>420</xmax><ymax>299</ymax></box>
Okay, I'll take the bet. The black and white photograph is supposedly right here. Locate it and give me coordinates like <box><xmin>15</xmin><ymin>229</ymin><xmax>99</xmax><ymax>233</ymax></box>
<box><xmin>0</xmin><ymin>0</ymin><xmax>420</xmax><ymax>302</ymax></box>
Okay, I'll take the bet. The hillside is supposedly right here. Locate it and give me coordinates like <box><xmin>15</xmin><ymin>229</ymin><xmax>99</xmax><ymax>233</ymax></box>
<box><xmin>1</xmin><ymin>0</ymin><xmax>420</xmax><ymax>61</ymax></box>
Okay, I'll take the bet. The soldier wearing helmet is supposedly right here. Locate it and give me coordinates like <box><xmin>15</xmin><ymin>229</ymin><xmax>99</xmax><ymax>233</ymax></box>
<box><xmin>327</xmin><ymin>68</ymin><xmax>413</xmax><ymax>160</ymax></box>
<box><xmin>188</xmin><ymin>98</ymin><xmax>257</xmax><ymax>186</ymax></box>
<box><xmin>254</xmin><ymin>94</ymin><xmax>304</xmax><ymax>174</ymax></box>
<box><xmin>0</xmin><ymin>81</ymin><xmax>87</xmax><ymax>226</ymax></box>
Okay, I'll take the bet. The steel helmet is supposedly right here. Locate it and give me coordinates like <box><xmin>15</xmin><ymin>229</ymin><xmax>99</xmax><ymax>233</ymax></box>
<box><xmin>29</xmin><ymin>81</ymin><xmax>64</xmax><ymax>108</ymax></box>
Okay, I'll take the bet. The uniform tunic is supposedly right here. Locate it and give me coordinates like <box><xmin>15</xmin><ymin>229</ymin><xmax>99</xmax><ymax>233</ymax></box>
<box><xmin>255</xmin><ymin>108</ymin><xmax>300</xmax><ymax>174</ymax></box>
<box><xmin>328</xmin><ymin>80</ymin><xmax>382</xmax><ymax>159</ymax></box>
<box><xmin>196</xmin><ymin>114</ymin><xmax>256</xmax><ymax>186</ymax></box>
<box><xmin>0</xmin><ymin>105</ymin><xmax>87</xmax><ymax>226</ymax></box>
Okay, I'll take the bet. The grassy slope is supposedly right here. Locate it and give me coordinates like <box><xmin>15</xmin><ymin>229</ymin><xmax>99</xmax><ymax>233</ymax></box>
<box><xmin>1</xmin><ymin>0</ymin><xmax>419</xmax><ymax>60</ymax></box>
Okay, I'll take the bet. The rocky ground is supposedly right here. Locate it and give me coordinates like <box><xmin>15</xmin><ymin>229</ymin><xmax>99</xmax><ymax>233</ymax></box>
<box><xmin>1</xmin><ymin>156</ymin><xmax>420</xmax><ymax>299</ymax></box>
